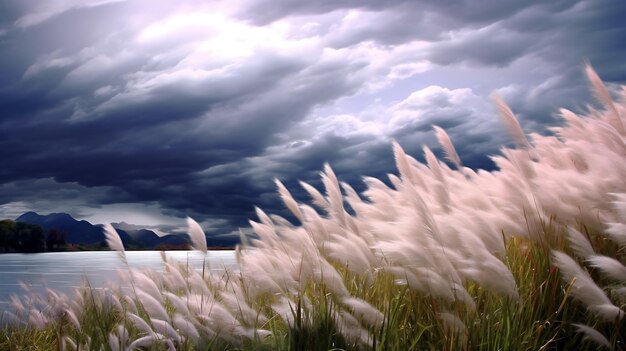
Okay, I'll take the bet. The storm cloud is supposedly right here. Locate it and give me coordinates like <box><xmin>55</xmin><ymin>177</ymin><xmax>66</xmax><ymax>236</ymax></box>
<box><xmin>0</xmin><ymin>0</ymin><xmax>624</xmax><ymax>236</ymax></box>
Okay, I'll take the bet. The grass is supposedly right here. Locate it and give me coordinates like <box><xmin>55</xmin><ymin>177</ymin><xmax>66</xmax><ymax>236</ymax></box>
<box><xmin>0</xmin><ymin>231</ymin><xmax>617</xmax><ymax>350</ymax></box>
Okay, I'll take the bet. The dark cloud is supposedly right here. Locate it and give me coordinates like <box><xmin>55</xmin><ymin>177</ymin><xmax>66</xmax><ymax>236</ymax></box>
<box><xmin>238</xmin><ymin>0</ymin><xmax>539</xmax><ymax>27</ymax></box>
<box><xmin>0</xmin><ymin>2</ymin><xmax>373</xmax><ymax>233</ymax></box>
<box><xmin>0</xmin><ymin>0</ymin><xmax>624</xmax><ymax>236</ymax></box>
<box><xmin>425</xmin><ymin>25</ymin><xmax>534</xmax><ymax>67</ymax></box>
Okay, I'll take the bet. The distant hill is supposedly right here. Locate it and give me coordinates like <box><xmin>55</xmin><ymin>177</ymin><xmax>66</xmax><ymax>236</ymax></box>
<box><xmin>16</xmin><ymin>211</ymin><xmax>106</xmax><ymax>244</ymax></box>
<box><xmin>111</xmin><ymin>222</ymin><xmax>189</xmax><ymax>249</ymax></box>
<box><xmin>15</xmin><ymin>212</ymin><xmax>193</xmax><ymax>249</ymax></box>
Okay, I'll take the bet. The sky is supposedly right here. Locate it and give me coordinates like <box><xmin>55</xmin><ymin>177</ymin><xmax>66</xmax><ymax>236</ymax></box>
<box><xmin>0</xmin><ymin>0</ymin><xmax>625</xmax><ymax>238</ymax></box>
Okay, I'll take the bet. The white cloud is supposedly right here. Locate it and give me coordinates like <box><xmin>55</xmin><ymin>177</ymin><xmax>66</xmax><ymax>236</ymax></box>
<box><xmin>15</xmin><ymin>0</ymin><xmax>128</xmax><ymax>28</ymax></box>
<box><xmin>81</xmin><ymin>203</ymin><xmax>182</xmax><ymax>226</ymax></box>
<box><xmin>23</xmin><ymin>52</ymin><xmax>76</xmax><ymax>79</ymax></box>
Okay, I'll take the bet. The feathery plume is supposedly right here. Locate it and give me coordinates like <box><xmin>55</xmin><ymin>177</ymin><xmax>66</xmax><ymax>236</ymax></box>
<box><xmin>587</xmin><ymin>255</ymin><xmax>626</xmax><ymax>282</ymax></box>
<box><xmin>137</xmin><ymin>290</ymin><xmax>169</xmax><ymax>321</ymax></box>
<box><xmin>104</xmin><ymin>223</ymin><xmax>126</xmax><ymax>264</ymax></box>
<box><xmin>64</xmin><ymin>336</ymin><xmax>78</xmax><ymax>351</ymax></box>
<box><xmin>128</xmin><ymin>334</ymin><xmax>165</xmax><ymax>350</ymax></box>
<box><xmin>254</xmin><ymin>206</ymin><xmax>273</xmax><ymax>227</ymax></box>
<box><xmin>342</xmin><ymin>297</ymin><xmax>384</xmax><ymax>328</ymax></box>
<box><xmin>552</xmin><ymin>251</ymin><xmax>622</xmax><ymax>321</ymax></box>
<box><xmin>164</xmin><ymin>263</ymin><xmax>187</xmax><ymax>292</ymax></box>
<box><xmin>587</xmin><ymin>304</ymin><xmax>624</xmax><ymax>321</ymax></box>
<box><xmin>65</xmin><ymin>308</ymin><xmax>81</xmax><ymax>331</ymax></box>
<box><xmin>393</xmin><ymin>141</ymin><xmax>417</xmax><ymax>186</ymax></box>
<box><xmin>275</xmin><ymin>179</ymin><xmax>303</xmax><ymax>222</ymax></box>
<box><xmin>133</xmin><ymin>271</ymin><xmax>163</xmax><ymax>303</ymax></box>
<box><xmin>567</xmin><ymin>227</ymin><xmax>595</xmax><ymax>258</ymax></box>
<box><xmin>108</xmin><ymin>333</ymin><xmax>120</xmax><ymax>351</ymax></box>
<box><xmin>150</xmin><ymin>318</ymin><xmax>182</xmax><ymax>343</ymax></box>
<box><xmin>438</xmin><ymin>311</ymin><xmax>468</xmax><ymax>338</ymax></box>
<box><xmin>127</xmin><ymin>313</ymin><xmax>154</xmax><ymax>335</ymax></box>
<box><xmin>163</xmin><ymin>292</ymin><xmax>191</xmax><ymax>317</ymax></box>
<box><xmin>573</xmin><ymin>323</ymin><xmax>611</xmax><ymax>349</ymax></box>
<box><xmin>606</xmin><ymin>222</ymin><xmax>626</xmax><ymax>246</ymax></box>
<box><xmin>493</xmin><ymin>94</ymin><xmax>530</xmax><ymax>149</ymax></box>
<box><xmin>187</xmin><ymin>217</ymin><xmax>207</xmax><ymax>254</ymax></box>
<box><xmin>585</xmin><ymin>64</ymin><xmax>624</xmax><ymax>133</ymax></box>
<box><xmin>299</xmin><ymin>181</ymin><xmax>329</xmax><ymax>210</ymax></box>
<box><xmin>434</xmin><ymin>126</ymin><xmax>463</xmax><ymax>170</ymax></box>
<box><xmin>321</xmin><ymin>163</ymin><xmax>347</xmax><ymax>226</ymax></box>
<box><xmin>173</xmin><ymin>313</ymin><xmax>200</xmax><ymax>342</ymax></box>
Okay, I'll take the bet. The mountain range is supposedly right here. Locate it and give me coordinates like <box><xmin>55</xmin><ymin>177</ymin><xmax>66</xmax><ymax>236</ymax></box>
<box><xmin>14</xmin><ymin>212</ymin><xmax>235</xmax><ymax>250</ymax></box>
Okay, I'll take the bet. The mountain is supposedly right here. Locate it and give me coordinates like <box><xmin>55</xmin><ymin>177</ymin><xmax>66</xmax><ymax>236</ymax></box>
<box><xmin>15</xmin><ymin>212</ymin><xmax>193</xmax><ymax>249</ymax></box>
<box><xmin>111</xmin><ymin>223</ymin><xmax>188</xmax><ymax>249</ymax></box>
<box><xmin>16</xmin><ymin>211</ymin><xmax>105</xmax><ymax>244</ymax></box>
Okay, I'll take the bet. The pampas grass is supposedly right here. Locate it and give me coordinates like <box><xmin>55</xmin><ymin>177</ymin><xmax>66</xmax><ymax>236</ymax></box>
<box><xmin>3</xmin><ymin>66</ymin><xmax>626</xmax><ymax>350</ymax></box>
<box><xmin>187</xmin><ymin>217</ymin><xmax>208</xmax><ymax>254</ymax></box>
<box><xmin>104</xmin><ymin>223</ymin><xmax>127</xmax><ymax>264</ymax></box>
<box><xmin>433</xmin><ymin>126</ymin><xmax>463</xmax><ymax>171</ymax></box>
<box><xmin>573</xmin><ymin>323</ymin><xmax>612</xmax><ymax>349</ymax></box>
<box><xmin>551</xmin><ymin>251</ymin><xmax>622</xmax><ymax>321</ymax></box>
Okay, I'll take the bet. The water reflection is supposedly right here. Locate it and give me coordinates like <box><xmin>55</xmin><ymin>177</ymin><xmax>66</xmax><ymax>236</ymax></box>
<box><xmin>0</xmin><ymin>250</ymin><xmax>236</xmax><ymax>310</ymax></box>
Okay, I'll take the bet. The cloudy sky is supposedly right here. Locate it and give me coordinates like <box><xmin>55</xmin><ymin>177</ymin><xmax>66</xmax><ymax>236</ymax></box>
<box><xmin>1</xmin><ymin>0</ymin><xmax>625</xmax><ymax>237</ymax></box>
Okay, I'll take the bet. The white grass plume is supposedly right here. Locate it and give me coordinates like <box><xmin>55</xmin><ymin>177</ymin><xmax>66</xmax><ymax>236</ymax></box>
<box><xmin>163</xmin><ymin>263</ymin><xmax>187</xmax><ymax>292</ymax></box>
<box><xmin>335</xmin><ymin>310</ymin><xmax>372</xmax><ymax>347</ymax></box>
<box><xmin>493</xmin><ymin>94</ymin><xmax>530</xmax><ymax>150</ymax></box>
<box><xmin>434</xmin><ymin>126</ymin><xmax>463</xmax><ymax>171</ymax></box>
<box><xmin>573</xmin><ymin>323</ymin><xmax>611</xmax><ymax>349</ymax></box>
<box><xmin>219</xmin><ymin>289</ymin><xmax>265</xmax><ymax>326</ymax></box>
<box><xmin>136</xmin><ymin>290</ymin><xmax>169</xmax><ymax>321</ymax></box>
<box><xmin>321</xmin><ymin>163</ymin><xmax>347</xmax><ymax>226</ymax></box>
<box><xmin>124</xmin><ymin>295</ymin><xmax>138</xmax><ymax>314</ymax></box>
<box><xmin>150</xmin><ymin>318</ymin><xmax>181</xmax><ymax>343</ymax></box>
<box><xmin>606</xmin><ymin>222</ymin><xmax>626</xmax><ymax>246</ymax></box>
<box><xmin>64</xmin><ymin>308</ymin><xmax>81</xmax><ymax>331</ymax></box>
<box><xmin>63</xmin><ymin>336</ymin><xmax>78</xmax><ymax>351</ymax></box>
<box><xmin>423</xmin><ymin>145</ymin><xmax>445</xmax><ymax>185</ymax></box>
<box><xmin>552</xmin><ymin>251</ymin><xmax>622</xmax><ymax>321</ymax></box>
<box><xmin>342</xmin><ymin>297</ymin><xmax>384</xmax><ymax>328</ymax></box>
<box><xmin>587</xmin><ymin>255</ymin><xmax>626</xmax><ymax>283</ymax></box>
<box><xmin>127</xmin><ymin>334</ymin><xmax>166</xmax><ymax>350</ymax></box>
<box><xmin>104</xmin><ymin>223</ymin><xmax>126</xmax><ymax>264</ymax></box>
<box><xmin>127</xmin><ymin>312</ymin><xmax>154</xmax><ymax>335</ymax></box>
<box><xmin>299</xmin><ymin>181</ymin><xmax>329</xmax><ymax>210</ymax></box>
<box><xmin>326</xmin><ymin>233</ymin><xmax>374</xmax><ymax>276</ymax></box>
<box><xmin>438</xmin><ymin>311</ymin><xmax>467</xmax><ymax>338</ymax></box>
<box><xmin>163</xmin><ymin>292</ymin><xmax>191</xmax><ymax>317</ymax></box>
<box><xmin>187</xmin><ymin>217</ymin><xmax>207</xmax><ymax>254</ymax></box>
<box><xmin>313</xmin><ymin>258</ymin><xmax>349</xmax><ymax>297</ymax></box>
<box><xmin>108</xmin><ymin>332</ymin><xmax>120</xmax><ymax>351</ymax></box>
<box><xmin>585</xmin><ymin>64</ymin><xmax>624</xmax><ymax>134</ymax></box>
<box><xmin>392</xmin><ymin>141</ymin><xmax>425</xmax><ymax>189</ymax></box>
<box><xmin>173</xmin><ymin>313</ymin><xmax>200</xmax><ymax>343</ymax></box>
<box><xmin>133</xmin><ymin>270</ymin><xmax>163</xmax><ymax>303</ymax></box>
<box><xmin>567</xmin><ymin>227</ymin><xmax>595</xmax><ymax>258</ymax></box>
<box><xmin>275</xmin><ymin>179</ymin><xmax>303</xmax><ymax>222</ymax></box>
<box><xmin>254</xmin><ymin>206</ymin><xmax>274</xmax><ymax>227</ymax></box>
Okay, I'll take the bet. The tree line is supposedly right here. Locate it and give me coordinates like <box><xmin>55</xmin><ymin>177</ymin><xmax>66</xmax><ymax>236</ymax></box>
<box><xmin>0</xmin><ymin>219</ymin><xmax>67</xmax><ymax>253</ymax></box>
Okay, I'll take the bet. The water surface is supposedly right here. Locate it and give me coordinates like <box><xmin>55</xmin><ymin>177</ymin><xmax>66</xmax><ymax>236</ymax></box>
<box><xmin>0</xmin><ymin>250</ymin><xmax>236</xmax><ymax>311</ymax></box>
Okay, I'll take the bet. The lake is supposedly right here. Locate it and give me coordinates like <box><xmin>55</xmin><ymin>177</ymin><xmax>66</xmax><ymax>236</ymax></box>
<box><xmin>0</xmin><ymin>250</ymin><xmax>237</xmax><ymax>311</ymax></box>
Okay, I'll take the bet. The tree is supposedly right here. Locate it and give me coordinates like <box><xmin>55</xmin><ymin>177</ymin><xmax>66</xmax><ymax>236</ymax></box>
<box><xmin>46</xmin><ymin>229</ymin><xmax>57</xmax><ymax>251</ymax></box>
<box><xmin>45</xmin><ymin>229</ymin><xmax>67</xmax><ymax>251</ymax></box>
<box><xmin>0</xmin><ymin>219</ymin><xmax>17</xmax><ymax>252</ymax></box>
<box><xmin>16</xmin><ymin>222</ymin><xmax>45</xmax><ymax>252</ymax></box>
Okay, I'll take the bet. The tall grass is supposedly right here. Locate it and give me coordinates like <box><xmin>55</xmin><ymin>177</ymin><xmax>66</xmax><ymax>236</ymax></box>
<box><xmin>2</xmin><ymin>65</ymin><xmax>625</xmax><ymax>350</ymax></box>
